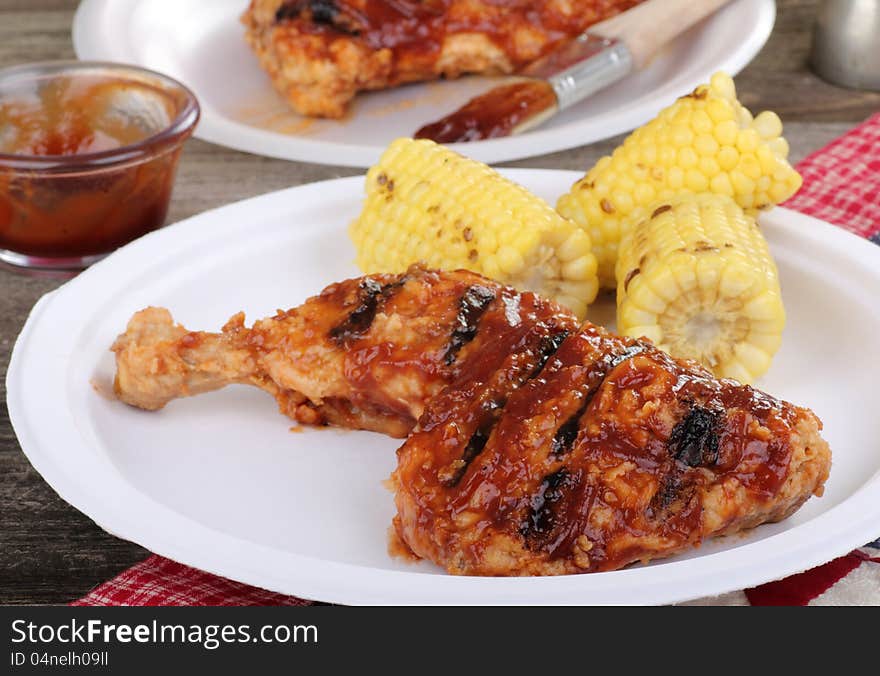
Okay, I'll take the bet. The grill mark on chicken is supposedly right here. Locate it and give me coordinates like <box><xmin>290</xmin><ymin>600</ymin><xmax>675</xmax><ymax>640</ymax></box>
<box><xmin>275</xmin><ymin>0</ymin><xmax>337</xmax><ymax>26</ymax></box>
<box><xmin>651</xmin><ymin>473</ymin><xmax>683</xmax><ymax>512</ymax></box>
<box><xmin>309</xmin><ymin>0</ymin><xmax>339</xmax><ymax>25</ymax></box>
<box><xmin>550</xmin><ymin>410</ymin><xmax>583</xmax><ymax>457</ymax></box>
<box><xmin>276</xmin><ymin>1</ymin><xmax>368</xmax><ymax>37</ymax></box>
<box><xmin>649</xmin><ymin>472</ymin><xmax>696</xmax><ymax>516</ymax></box>
<box><xmin>669</xmin><ymin>405</ymin><xmax>721</xmax><ymax>467</ymax></box>
<box><xmin>550</xmin><ymin>343</ymin><xmax>649</xmax><ymax>457</ymax></box>
<box><xmin>609</xmin><ymin>343</ymin><xmax>649</xmax><ymax>368</ymax></box>
<box><xmin>443</xmin><ymin>284</ymin><xmax>497</xmax><ymax>365</ymax></box>
<box><xmin>329</xmin><ymin>276</ymin><xmax>406</xmax><ymax>345</ymax></box>
<box><xmin>442</xmin><ymin>401</ymin><xmax>500</xmax><ymax>487</ymax></box>
<box><xmin>443</xmin><ymin>325</ymin><xmax>573</xmax><ymax>487</ymax></box>
<box><xmin>519</xmin><ymin>342</ymin><xmax>658</xmax><ymax>552</ymax></box>
<box><xmin>274</xmin><ymin>1</ymin><xmax>301</xmax><ymax>21</ymax></box>
<box><xmin>530</xmin><ymin>330</ymin><xmax>570</xmax><ymax>378</ymax></box>
<box><xmin>520</xmin><ymin>468</ymin><xmax>581</xmax><ymax>542</ymax></box>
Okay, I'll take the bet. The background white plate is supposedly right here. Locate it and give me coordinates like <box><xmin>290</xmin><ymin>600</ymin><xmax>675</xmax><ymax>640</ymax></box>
<box><xmin>72</xmin><ymin>0</ymin><xmax>775</xmax><ymax>167</ymax></box>
<box><xmin>8</xmin><ymin>170</ymin><xmax>880</xmax><ymax>605</ymax></box>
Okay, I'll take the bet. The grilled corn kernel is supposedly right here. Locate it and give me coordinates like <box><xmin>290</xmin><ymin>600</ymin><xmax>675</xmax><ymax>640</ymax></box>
<box><xmin>616</xmin><ymin>193</ymin><xmax>785</xmax><ymax>384</ymax></box>
<box><xmin>350</xmin><ymin>138</ymin><xmax>599</xmax><ymax>317</ymax></box>
<box><xmin>558</xmin><ymin>72</ymin><xmax>802</xmax><ymax>288</ymax></box>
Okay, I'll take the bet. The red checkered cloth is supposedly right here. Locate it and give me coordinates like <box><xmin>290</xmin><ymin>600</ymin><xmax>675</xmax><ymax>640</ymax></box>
<box><xmin>73</xmin><ymin>113</ymin><xmax>880</xmax><ymax>607</ymax></box>
<box><xmin>71</xmin><ymin>556</ymin><xmax>311</xmax><ymax>607</ymax></box>
<box><xmin>784</xmin><ymin>112</ymin><xmax>880</xmax><ymax>243</ymax></box>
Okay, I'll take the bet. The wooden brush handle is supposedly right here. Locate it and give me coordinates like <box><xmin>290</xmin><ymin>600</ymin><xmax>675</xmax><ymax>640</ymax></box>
<box><xmin>591</xmin><ymin>0</ymin><xmax>733</xmax><ymax>68</ymax></box>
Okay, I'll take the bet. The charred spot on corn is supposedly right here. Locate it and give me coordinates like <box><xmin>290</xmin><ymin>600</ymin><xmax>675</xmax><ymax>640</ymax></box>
<box><xmin>669</xmin><ymin>405</ymin><xmax>721</xmax><ymax>467</ymax></box>
<box><xmin>652</xmin><ymin>204</ymin><xmax>672</xmax><ymax>218</ymax></box>
<box><xmin>683</xmin><ymin>87</ymin><xmax>708</xmax><ymax>100</ymax></box>
<box><xmin>376</xmin><ymin>172</ymin><xmax>395</xmax><ymax>198</ymax></box>
<box><xmin>443</xmin><ymin>284</ymin><xmax>497</xmax><ymax>365</ymax></box>
<box><xmin>623</xmin><ymin>267</ymin><xmax>640</xmax><ymax>291</ymax></box>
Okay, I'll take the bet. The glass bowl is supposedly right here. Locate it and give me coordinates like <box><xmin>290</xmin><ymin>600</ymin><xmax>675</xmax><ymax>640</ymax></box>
<box><xmin>0</xmin><ymin>61</ymin><xmax>200</xmax><ymax>273</ymax></box>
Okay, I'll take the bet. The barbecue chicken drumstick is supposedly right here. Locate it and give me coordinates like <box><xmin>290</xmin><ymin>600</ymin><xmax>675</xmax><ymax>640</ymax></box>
<box><xmin>111</xmin><ymin>267</ymin><xmax>831</xmax><ymax>576</ymax></box>
<box><xmin>112</xmin><ymin>266</ymin><xmax>576</xmax><ymax>438</ymax></box>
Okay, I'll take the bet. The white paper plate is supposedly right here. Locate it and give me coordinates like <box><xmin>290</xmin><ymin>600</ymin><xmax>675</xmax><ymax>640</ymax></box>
<box><xmin>8</xmin><ymin>170</ymin><xmax>880</xmax><ymax>605</ymax></box>
<box><xmin>72</xmin><ymin>0</ymin><xmax>775</xmax><ymax>167</ymax></box>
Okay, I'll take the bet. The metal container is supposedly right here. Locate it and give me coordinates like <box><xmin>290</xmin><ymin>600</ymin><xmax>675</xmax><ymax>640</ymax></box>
<box><xmin>811</xmin><ymin>0</ymin><xmax>880</xmax><ymax>90</ymax></box>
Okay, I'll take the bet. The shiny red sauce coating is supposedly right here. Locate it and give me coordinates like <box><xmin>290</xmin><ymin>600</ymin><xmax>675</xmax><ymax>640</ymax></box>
<box><xmin>282</xmin><ymin>0</ymin><xmax>642</xmax><ymax>80</ymax></box>
<box><xmin>395</xmin><ymin>315</ymin><xmax>810</xmax><ymax>574</ymax></box>
<box><xmin>414</xmin><ymin>79</ymin><xmax>556</xmax><ymax>142</ymax></box>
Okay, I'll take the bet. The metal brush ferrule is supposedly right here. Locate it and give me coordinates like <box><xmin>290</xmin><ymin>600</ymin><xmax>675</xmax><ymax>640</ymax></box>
<box><xmin>536</xmin><ymin>35</ymin><xmax>633</xmax><ymax>111</ymax></box>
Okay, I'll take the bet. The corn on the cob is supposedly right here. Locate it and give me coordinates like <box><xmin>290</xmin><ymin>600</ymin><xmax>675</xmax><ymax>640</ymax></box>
<box><xmin>350</xmin><ymin>138</ymin><xmax>599</xmax><ymax>317</ymax></box>
<box><xmin>558</xmin><ymin>71</ymin><xmax>802</xmax><ymax>288</ymax></box>
<box><xmin>616</xmin><ymin>193</ymin><xmax>785</xmax><ymax>384</ymax></box>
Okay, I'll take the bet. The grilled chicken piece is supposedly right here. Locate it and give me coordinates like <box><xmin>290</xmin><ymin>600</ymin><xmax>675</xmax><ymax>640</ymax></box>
<box><xmin>242</xmin><ymin>0</ymin><xmax>642</xmax><ymax>118</ymax></box>
<box><xmin>393</xmin><ymin>322</ymin><xmax>831</xmax><ymax>575</ymax></box>
<box><xmin>112</xmin><ymin>267</ymin><xmax>831</xmax><ymax>576</ymax></box>
<box><xmin>112</xmin><ymin>266</ymin><xmax>577</xmax><ymax>438</ymax></box>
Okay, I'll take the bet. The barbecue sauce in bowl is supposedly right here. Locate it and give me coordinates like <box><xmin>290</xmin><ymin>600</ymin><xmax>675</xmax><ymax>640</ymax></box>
<box><xmin>0</xmin><ymin>62</ymin><xmax>199</xmax><ymax>271</ymax></box>
<box><xmin>0</xmin><ymin>75</ymin><xmax>159</xmax><ymax>155</ymax></box>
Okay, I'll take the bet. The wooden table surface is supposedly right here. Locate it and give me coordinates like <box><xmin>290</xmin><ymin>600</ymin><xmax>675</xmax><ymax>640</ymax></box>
<box><xmin>1</xmin><ymin>0</ymin><xmax>878</xmax><ymax>605</ymax></box>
